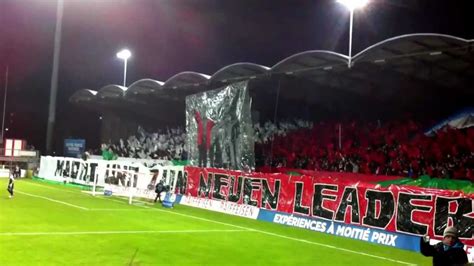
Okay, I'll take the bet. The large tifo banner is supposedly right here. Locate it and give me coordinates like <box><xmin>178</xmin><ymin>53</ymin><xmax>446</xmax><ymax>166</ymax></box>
<box><xmin>185</xmin><ymin>81</ymin><xmax>254</xmax><ymax>171</ymax></box>
<box><xmin>183</xmin><ymin>167</ymin><xmax>474</xmax><ymax>260</ymax></box>
<box><xmin>38</xmin><ymin>156</ymin><xmax>184</xmax><ymax>200</ymax></box>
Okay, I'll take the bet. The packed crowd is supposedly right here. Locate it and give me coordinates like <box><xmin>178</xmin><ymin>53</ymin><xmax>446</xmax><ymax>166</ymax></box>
<box><xmin>257</xmin><ymin>120</ymin><xmax>474</xmax><ymax>181</ymax></box>
<box><xmin>103</xmin><ymin>119</ymin><xmax>473</xmax><ymax>180</ymax></box>
<box><xmin>253</xmin><ymin>120</ymin><xmax>313</xmax><ymax>143</ymax></box>
<box><xmin>107</xmin><ymin>127</ymin><xmax>187</xmax><ymax>160</ymax></box>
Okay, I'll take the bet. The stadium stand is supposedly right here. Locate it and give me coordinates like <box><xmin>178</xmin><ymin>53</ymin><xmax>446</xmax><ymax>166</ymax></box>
<box><xmin>106</xmin><ymin>127</ymin><xmax>187</xmax><ymax>160</ymax></box>
<box><xmin>103</xmin><ymin>119</ymin><xmax>473</xmax><ymax>181</ymax></box>
<box><xmin>257</xmin><ymin>120</ymin><xmax>474</xmax><ymax>181</ymax></box>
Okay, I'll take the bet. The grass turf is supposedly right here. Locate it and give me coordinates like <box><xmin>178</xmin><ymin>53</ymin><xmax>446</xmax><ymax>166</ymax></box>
<box><xmin>0</xmin><ymin>178</ymin><xmax>431</xmax><ymax>265</ymax></box>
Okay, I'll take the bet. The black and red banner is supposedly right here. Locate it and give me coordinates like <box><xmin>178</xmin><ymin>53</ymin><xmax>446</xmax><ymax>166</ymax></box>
<box><xmin>182</xmin><ymin>166</ymin><xmax>474</xmax><ymax>246</ymax></box>
<box><xmin>185</xmin><ymin>81</ymin><xmax>254</xmax><ymax>170</ymax></box>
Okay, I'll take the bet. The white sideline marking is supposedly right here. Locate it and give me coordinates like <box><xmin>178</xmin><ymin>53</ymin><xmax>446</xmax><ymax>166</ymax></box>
<box><xmin>111</xmin><ymin>197</ymin><xmax>415</xmax><ymax>265</ymax></box>
<box><xmin>15</xmin><ymin>190</ymin><xmax>89</xmax><ymax>211</ymax></box>
<box><xmin>0</xmin><ymin>229</ymin><xmax>249</xmax><ymax>236</ymax></box>
<box><xmin>89</xmin><ymin>208</ymin><xmax>154</xmax><ymax>211</ymax></box>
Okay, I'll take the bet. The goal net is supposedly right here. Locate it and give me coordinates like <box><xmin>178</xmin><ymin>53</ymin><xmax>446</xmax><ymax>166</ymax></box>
<box><xmin>93</xmin><ymin>164</ymin><xmax>182</xmax><ymax>205</ymax></box>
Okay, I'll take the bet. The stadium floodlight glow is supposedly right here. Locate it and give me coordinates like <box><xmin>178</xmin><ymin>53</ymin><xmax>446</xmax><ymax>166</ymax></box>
<box><xmin>337</xmin><ymin>0</ymin><xmax>368</xmax><ymax>11</ymax></box>
<box><xmin>116</xmin><ymin>49</ymin><xmax>132</xmax><ymax>87</ymax></box>
<box><xmin>337</xmin><ymin>0</ymin><xmax>369</xmax><ymax>68</ymax></box>
<box><xmin>116</xmin><ymin>49</ymin><xmax>131</xmax><ymax>60</ymax></box>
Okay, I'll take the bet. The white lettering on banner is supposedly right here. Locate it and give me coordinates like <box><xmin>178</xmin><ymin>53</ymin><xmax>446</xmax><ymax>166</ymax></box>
<box><xmin>38</xmin><ymin>156</ymin><xmax>183</xmax><ymax>198</ymax></box>
<box><xmin>333</xmin><ymin>224</ymin><xmax>399</xmax><ymax>246</ymax></box>
<box><xmin>370</xmin><ymin>231</ymin><xmax>398</xmax><ymax>246</ymax></box>
<box><xmin>271</xmin><ymin>213</ymin><xmax>403</xmax><ymax>248</ymax></box>
<box><xmin>272</xmin><ymin>214</ymin><xmax>327</xmax><ymax>232</ymax></box>
<box><xmin>362</xmin><ymin>228</ymin><xmax>370</xmax><ymax>241</ymax></box>
<box><xmin>467</xmin><ymin>246</ymin><xmax>473</xmax><ymax>262</ymax></box>
<box><xmin>180</xmin><ymin>196</ymin><xmax>260</xmax><ymax>220</ymax></box>
<box><xmin>327</xmin><ymin>222</ymin><xmax>335</xmax><ymax>234</ymax></box>
<box><xmin>219</xmin><ymin>201</ymin><xmax>257</xmax><ymax>218</ymax></box>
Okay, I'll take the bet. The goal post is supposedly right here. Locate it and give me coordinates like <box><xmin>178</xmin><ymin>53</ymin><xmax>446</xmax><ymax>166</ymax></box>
<box><xmin>93</xmin><ymin>164</ymin><xmax>183</xmax><ymax>205</ymax></box>
<box><xmin>158</xmin><ymin>166</ymin><xmax>182</xmax><ymax>208</ymax></box>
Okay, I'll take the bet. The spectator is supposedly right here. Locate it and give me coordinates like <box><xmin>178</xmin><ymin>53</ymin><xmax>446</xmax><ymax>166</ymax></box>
<box><xmin>256</xmin><ymin>120</ymin><xmax>473</xmax><ymax>180</ymax></box>
<box><xmin>420</xmin><ymin>226</ymin><xmax>468</xmax><ymax>266</ymax></box>
<box><xmin>100</xmin><ymin>119</ymin><xmax>473</xmax><ymax>181</ymax></box>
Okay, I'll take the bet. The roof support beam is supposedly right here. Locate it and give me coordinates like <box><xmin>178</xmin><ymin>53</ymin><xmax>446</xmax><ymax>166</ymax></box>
<box><xmin>380</xmin><ymin>47</ymin><xmax>471</xmax><ymax>83</ymax></box>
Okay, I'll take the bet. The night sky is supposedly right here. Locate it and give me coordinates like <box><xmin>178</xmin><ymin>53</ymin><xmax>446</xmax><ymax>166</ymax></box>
<box><xmin>0</xmin><ymin>0</ymin><xmax>473</xmax><ymax>153</ymax></box>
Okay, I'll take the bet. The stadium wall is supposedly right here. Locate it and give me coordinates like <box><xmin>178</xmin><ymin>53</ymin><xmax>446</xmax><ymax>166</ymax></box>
<box><xmin>179</xmin><ymin>167</ymin><xmax>474</xmax><ymax>261</ymax></box>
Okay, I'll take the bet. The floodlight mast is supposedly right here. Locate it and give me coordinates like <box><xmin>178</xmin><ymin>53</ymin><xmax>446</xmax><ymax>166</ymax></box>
<box><xmin>46</xmin><ymin>0</ymin><xmax>64</xmax><ymax>154</ymax></box>
<box><xmin>336</xmin><ymin>0</ymin><xmax>369</xmax><ymax>68</ymax></box>
<box><xmin>116</xmin><ymin>49</ymin><xmax>132</xmax><ymax>87</ymax></box>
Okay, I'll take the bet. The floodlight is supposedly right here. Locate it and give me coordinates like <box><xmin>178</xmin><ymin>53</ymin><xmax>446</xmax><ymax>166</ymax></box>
<box><xmin>116</xmin><ymin>49</ymin><xmax>131</xmax><ymax>60</ymax></box>
<box><xmin>337</xmin><ymin>0</ymin><xmax>369</xmax><ymax>11</ymax></box>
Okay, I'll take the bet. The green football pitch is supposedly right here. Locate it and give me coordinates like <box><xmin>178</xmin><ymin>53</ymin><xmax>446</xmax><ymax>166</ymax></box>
<box><xmin>0</xmin><ymin>178</ymin><xmax>430</xmax><ymax>265</ymax></box>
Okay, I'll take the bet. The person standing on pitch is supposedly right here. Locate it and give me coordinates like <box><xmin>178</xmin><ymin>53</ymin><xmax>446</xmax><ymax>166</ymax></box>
<box><xmin>7</xmin><ymin>170</ymin><xmax>15</xmax><ymax>198</ymax></box>
<box><xmin>154</xmin><ymin>180</ymin><xmax>165</xmax><ymax>203</ymax></box>
<box><xmin>420</xmin><ymin>226</ymin><xmax>468</xmax><ymax>266</ymax></box>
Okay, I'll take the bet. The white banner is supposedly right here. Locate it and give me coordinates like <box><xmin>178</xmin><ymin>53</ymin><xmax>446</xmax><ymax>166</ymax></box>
<box><xmin>38</xmin><ymin>156</ymin><xmax>185</xmax><ymax>199</ymax></box>
<box><xmin>180</xmin><ymin>195</ymin><xmax>260</xmax><ymax>219</ymax></box>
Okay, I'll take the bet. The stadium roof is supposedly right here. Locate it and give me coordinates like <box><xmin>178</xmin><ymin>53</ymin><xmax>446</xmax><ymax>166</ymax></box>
<box><xmin>70</xmin><ymin>89</ymin><xmax>97</xmax><ymax>104</ymax></box>
<box><xmin>126</xmin><ymin>79</ymin><xmax>164</xmax><ymax>97</ymax></box>
<box><xmin>351</xmin><ymin>34</ymin><xmax>474</xmax><ymax>91</ymax></box>
<box><xmin>96</xmin><ymin>85</ymin><xmax>127</xmax><ymax>98</ymax></box>
<box><xmin>209</xmin><ymin>63</ymin><xmax>270</xmax><ymax>85</ymax></box>
<box><xmin>163</xmin><ymin>71</ymin><xmax>210</xmax><ymax>89</ymax></box>
<box><xmin>71</xmin><ymin>33</ymin><xmax>473</xmax><ymax>111</ymax></box>
<box><xmin>272</xmin><ymin>50</ymin><xmax>349</xmax><ymax>73</ymax></box>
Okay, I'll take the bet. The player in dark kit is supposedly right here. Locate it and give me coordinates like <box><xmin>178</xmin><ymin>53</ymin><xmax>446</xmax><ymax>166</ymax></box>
<box><xmin>7</xmin><ymin>173</ymin><xmax>14</xmax><ymax>198</ymax></box>
<box><xmin>154</xmin><ymin>180</ymin><xmax>165</xmax><ymax>203</ymax></box>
